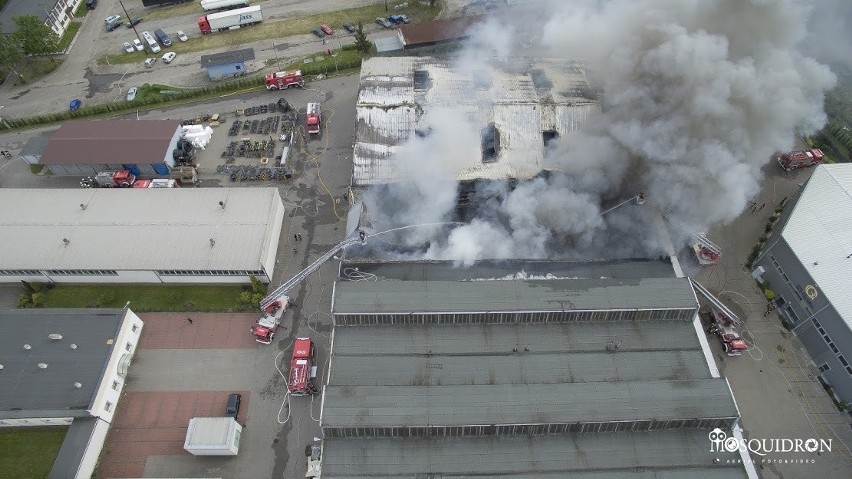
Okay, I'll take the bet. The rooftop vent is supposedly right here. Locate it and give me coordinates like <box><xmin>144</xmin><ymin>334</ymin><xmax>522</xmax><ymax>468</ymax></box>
<box><xmin>73</xmin><ymin>382</ymin><xmax>82</xmax><ymax>388</ymax></box>
<box><xmin>530</xmin><ymin>69</ymin><xmax>552</xmax><ymax>90</ymax></box>
<box><xmin>543</xmin><ymin>130</ymin><xmax>559</xmax><ymax>148</ymax></box>
<box><xmin>481</xmin><ymin>123</ymin><xmax>500</xmax><ymax>163</ymax></box>
<box><xmin>37</xmin><ymin>363</ymin><xmax>48</xmax><ymax>369</ymax></box>
<box><xmin>23</xmin><ymin>344</ymin><xmax>31</xmax><ymax>350</ymax></box>
<box><xmin>413</xmin><ymin>70</ymin><xmax>431</xmax><ymax>91</ymax></box>
<box><xmin>62</xmin><ymin>238</ymin><xmax>70</xmax><ymax>246</ymax></box>
<box><xmin>70</xmin><ymin>343</ymin><xmax>78</xmax><ymax>350</ymax></box>
<box><xmin>49</xmin><ymin>334</ymin><xmax>63</xmax><ymax>341</ymax></box>
<box><xmin>0</xmin><ymin>364</ymin><xmax>4</xmax><ymax>370</ymax></box>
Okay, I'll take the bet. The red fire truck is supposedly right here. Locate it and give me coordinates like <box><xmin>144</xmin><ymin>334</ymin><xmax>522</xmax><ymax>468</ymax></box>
<box><xmin>265</xmin><ymin>70</ymin><xmax>304</xmax><ymax>90</ymax></box>
<box><xmin>288</xmin><ymin>337</ymin><xmax>318</xmax><ymax>396</ymax></box>
<box><xmin>250</xmin><ymin>296</ymin><xmax>289</xmax><ymax>344</ymax></box>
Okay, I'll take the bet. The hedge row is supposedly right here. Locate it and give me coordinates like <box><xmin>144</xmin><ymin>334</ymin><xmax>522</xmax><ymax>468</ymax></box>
<box><xmin>3</xmin><ymin>56</ymin><xmax>363</xmax><ymax>131</ymax></box>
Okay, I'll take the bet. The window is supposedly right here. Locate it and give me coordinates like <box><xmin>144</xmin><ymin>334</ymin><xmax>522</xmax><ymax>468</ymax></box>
<box><xmin>131</xmin><ymin>324</ymin><xmax>139</xmax><ymax>333</ymax></box>
<box><xmin>125</xmin><ymin>342</ymin><xmax>132</xmax><ymax>352</ymax></box>
<box><xmin>104</xmin><ymin>401</ymin><xmax>112</xmax><ymax>412</ymax></box>
<box><xmin>818</xmin><ymin>363</ymin><xmax>831</xmax><ymax>373</ymax></box>
<box><xmin>112</xmin><ymin>380</ymin><xmax>119</xmax><ymax>390</ymax></box>
<box><xmin>839</xmin><ymin>356</ymin><xmax>849</xmax><ymax>367</ymax></box>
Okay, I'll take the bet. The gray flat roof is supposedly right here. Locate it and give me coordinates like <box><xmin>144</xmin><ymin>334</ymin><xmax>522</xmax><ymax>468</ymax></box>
<box><xmin>330</xmin><ymin>322</ymin><xmax>711</xmax><ymax>386</ymax></box>
<box><xmin>200</xmin><ymin>48</ymin><xmax>255</xmax><ymax>68</ymax></box>
<box><xmin>48</xmin><ymin>418</ymin><xmax>94</xmax><ymax>479</ymax></box>
<box><xmin>341</xmin><ymin>259</ymin><xmax>679</xmax><ymax>281</ymax></box>
<box><xmin>0</xmin><ymin>309</ymin><xmax>125</xmax><ymax>416</ymax></box>
<box><xmin>321</xmin><ymin>430</ymin><xmax>747</xmax><ymax>478</ymax></box>
<box><xmin>332</xmin><ymin>277</ymin><xmax>697</xmax><ymax>314</ymax></box>
<box><xmin>321</xmin><ymin>379</ymin><xmax>738</xmax><ymax>428</ymax></box>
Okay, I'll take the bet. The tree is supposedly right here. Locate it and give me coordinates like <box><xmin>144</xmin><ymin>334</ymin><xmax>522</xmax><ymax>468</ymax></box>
<box><xmin>353</xmin><ymin>22</ymin><xmax>372</xmax><ymax>55</ymax></box>
<box><xmin>0</xmin><ymin>29</ymin><xmax>24</xmax><ymax>83</ymax></box>
<box><xmin>13</xmin><ymin>15</ymin><xmax>60</xmax><ymax>60</ymax></box>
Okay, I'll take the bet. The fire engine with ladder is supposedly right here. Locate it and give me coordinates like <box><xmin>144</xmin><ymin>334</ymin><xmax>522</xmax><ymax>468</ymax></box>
<box><xmin>253</xmin><ymin>205</ymin><xmax>371</xmax><ymax>397</ymax></box>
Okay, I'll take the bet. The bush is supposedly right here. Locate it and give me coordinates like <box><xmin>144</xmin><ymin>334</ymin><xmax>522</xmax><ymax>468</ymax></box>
<box><xmin>763</xmin><ymin>289</ymin><xmax>776</xmax><ymax>300</ymax></box>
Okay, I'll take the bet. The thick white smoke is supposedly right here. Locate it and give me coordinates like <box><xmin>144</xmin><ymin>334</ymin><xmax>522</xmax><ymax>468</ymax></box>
<box><xmin>362</xmin><ymin>0</ymin><xmax>837</xmax><ymax>265</ymax></box>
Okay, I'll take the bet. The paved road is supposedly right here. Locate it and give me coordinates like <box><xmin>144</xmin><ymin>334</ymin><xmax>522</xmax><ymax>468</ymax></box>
<box><xmin>0</xmin><ymin>0</ymin><xmax>389</xmax><ymax>119</ymax></box>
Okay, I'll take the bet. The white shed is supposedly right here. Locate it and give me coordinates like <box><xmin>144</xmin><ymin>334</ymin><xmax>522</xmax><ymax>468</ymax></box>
<box><xmin>183</xmin><ymin>417</ymin><xmax>242</xmax><ymax>456</ymax></box>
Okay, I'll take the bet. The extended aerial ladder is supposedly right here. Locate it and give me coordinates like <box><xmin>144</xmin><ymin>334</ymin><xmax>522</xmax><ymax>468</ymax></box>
<box><xmin>260</xmin><ymin>204</ymin><xmax>370</xmax><ymax>310</ymax></box>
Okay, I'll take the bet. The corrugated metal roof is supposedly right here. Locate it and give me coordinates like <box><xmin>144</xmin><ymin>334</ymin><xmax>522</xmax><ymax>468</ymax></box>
<box><xmin>353</xmin><ymin>57</ymin><xmax>600</xmax><ymax>185</ymax></box>
<box><xmin>321</xmin><ymin>378</ymin><xmax>738</xmax><ymax>428</ymax></box>
<box><xmin>781</xmin><ymin>164</ymin><xmax>852</xmax><ymax>326</ymax></box>
<box><xmin>39</xmin><ymin>120</ymin><xmax>181</xmax><ymax>166</ymax></box>
<box><xmin>332</xmin><ymin>277</ymin><xmax>697</xmax><ymax>314</ymax></box>
<box><xmin>398</xmin><ymin>15</ymin><xmax>484</xmax><ymax>46</ymax></box>
<box><xmin>199</xmin><ymin>48</ymin><xmax>254</xmax><ymax>68</ymax></box>
<box><xmin>321</xmin><ymin>431</ymin><xmax>748</xmax><ymax>478</ymax></box>
<box><xmin>330</xmin><ymin>322</ymin><xmax>710</xmax><ymax>386</ymax></box>
<box><xmin>0</xmin><ymin>188</ymin><xmax>283</xmax><ymax>270</ymax></box>
<box><xmin>0</xmin><ymin>309</ymin><xmax>124</xmax><ymax>415</ymax></box>
<box><xmin>184</xmin><ymin>417</ymin><xmax>237</xmax><ymax>448</ymax></box>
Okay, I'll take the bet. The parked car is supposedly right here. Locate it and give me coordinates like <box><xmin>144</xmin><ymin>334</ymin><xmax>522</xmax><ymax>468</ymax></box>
<box><xmin>154</xmin><ymin>28</ymin><xmax>172</xmax><ymax>47</ymax></box>
<box><xmin>105</xmin><ymin>15</ymin><xmax>122</xmax><ymax>32</ymax></box>
<box><xmin>133</xmin><ymin>39</ymin><xmax>144</xmax><ymax>51</ymax></box>
<box><xmin>123</xmin><ymin>41</ymin><xmax>134</xmax><ymax>53</ymax></box>
<box><xmin>69</xmin><ymin>99</ymin><xmax>81</xmax><ymax>111</ymax></box>
<box><xmin>342</xmin><ymin>22</ymin><xmax>355</xmax><ymax>33</ymax></box>
<box><xmin>375</xmin><ymin>17</ymin><xmax>392</xmax><ymax>28</ymax></box>
<box><xmin>126</xmin><ymin>18</ymin><xmax>142</xmax><ymax>28</ymax></box>
<box><xmin>225</xmin><ymin>393</ymin><xmax>241</xmax><ymax>418</ymax></box>
<box><xmin>176</xmin><ymin>30</ymin><xmax>188</xmax><ymax>42</ymax></box>
<box><xmin>162</xmin><ymin>51</ymin><xmax>176</xmax><ymax>64</ymax></box>
<box><xmin>85</xmin><ymin>0</ymin><xmax>97</xmax><ymax>10</ymax></box>
<box><xmin>126</xmin><ymin>87</ymin><xmax>137</xmax><ymax>101</ymax></box>
<box><xmin>144</xmin><ymin>57</ymin><xmax>156</xmax><ymax>68</ymax></box>
<box><xmin>398</xmin><ymin>14</ymin><xmax>410</xmax><ymax>24</ymax></box>
<box><xmin>320</xmin><ymin>24</ymin><xmax>334</xmax><ymax>35</ymax></box>
<box><xmin>311</xmin><ymin>27</ymin><xmax>324</xmax><ymax>38</ymax></box>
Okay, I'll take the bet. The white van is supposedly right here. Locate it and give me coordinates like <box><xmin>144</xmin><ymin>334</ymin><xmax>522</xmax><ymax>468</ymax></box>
<box><xmin>141</xmin><ymin>31</ymin><xmax>160</xmax><ymax>53</ymax></box>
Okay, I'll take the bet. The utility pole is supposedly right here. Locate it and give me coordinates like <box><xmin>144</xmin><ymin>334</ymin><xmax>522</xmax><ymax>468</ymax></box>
<box><xmin>117</xmin><ymin>0</ymin><xmax>144</xmax><ymax>51</ymax></box>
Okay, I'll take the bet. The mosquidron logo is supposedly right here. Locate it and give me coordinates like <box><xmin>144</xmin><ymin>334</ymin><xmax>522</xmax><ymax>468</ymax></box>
<box><xmin>709</xmin><ymin>428</ymin><xmax>831</xmax><ymax>459</ymax></box>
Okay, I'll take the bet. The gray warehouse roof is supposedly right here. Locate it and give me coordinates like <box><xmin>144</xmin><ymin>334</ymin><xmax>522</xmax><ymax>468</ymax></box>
<box><xmin>200</xmin><ymin>48</ymin><xmax>255</xmax><ymax>68</ymax></box>
<box><xmin>330</xmin><ymin>322</ymin><xmax>711</xmax><ymax>386</ymax></box>
<box><xmin>321</xmin><ymin>378</ymin><xmax>738</xmax><ymax>428</ymax></box>
<box><xmin>39</xmin><ymin>120</ymin><xmax>180</xmax><ymax>166</ymax></box>
<box><xmin>48</xmin><ymin>417</ymin><xmax>97</xmax><ymax>479</ymax></box>
<box><xmin>332</xmin><ymin>277</ymin><xmax>697</xmax><ymax>314</ymax></box>
<box><xmin>0</xmin><ymin>309</ymin><xmax>126</xmax><ymax>417</ymax></box>
<box><xmin>0</xmin><ymin>188</ymin><xmax>283</xmax><ymax>271</ymax></box>
<box><xmin>321</xmin><ymin>430</ymin><xmax>747</xmax><ymax>478</ymax></box>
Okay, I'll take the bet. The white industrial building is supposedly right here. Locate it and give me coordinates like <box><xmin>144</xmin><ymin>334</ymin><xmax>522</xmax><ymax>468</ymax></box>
<box><xmin>0</xmin><ymin>308</ymin><xmax>144</xmax><ymax>479</ymax></box>
<box><xmin>754</xmin><ymin>164</ymin><xmax>852</xmax><ymax>402</ymax></box>
<box><xmin>352</xmin><ymin>56</ymin><xmax>599</xmax><ymax>186</ymax></box>
<box><xmin>0</xmin><ymin>187</ymin><xmax>285</xmax><ymax>284</ymax></box>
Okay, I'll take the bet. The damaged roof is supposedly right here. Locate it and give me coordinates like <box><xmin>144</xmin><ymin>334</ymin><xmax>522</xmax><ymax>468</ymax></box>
<box><xmin>353</xmin><ymin>56</ymin><xmax>600</xmax><ymax>186</ymax></box>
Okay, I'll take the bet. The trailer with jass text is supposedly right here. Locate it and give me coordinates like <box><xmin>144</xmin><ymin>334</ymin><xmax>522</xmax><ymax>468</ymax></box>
<box><xmin>198</xmin><ymin>5</ymin><xmax>262</xmax><ymax>34</ymax></box>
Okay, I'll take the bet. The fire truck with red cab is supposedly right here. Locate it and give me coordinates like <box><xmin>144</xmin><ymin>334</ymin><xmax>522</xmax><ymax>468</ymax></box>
<box><xmin>777</xmin><ymin>148</ymin><xmax>824</xmax><ymax>171</ymax></box>
<box><xmin>288</xmin><ymin>337</ymin><xmax>318</xmax><ymax>396</ymax></box>
<box><xmin>709</xmin><ymin>310</ymin><xmax>747</xmax><ymax>357</ymax></box>
<box><xmin>306</xmin><ymin>102</ymin><xmax>321</xmax><ymax>135</ymax></box>
<box><xmin>250</xmin><ymin>295</ymin><xmax>289</xmax><ymax>344</ymax></box>
<box><xmin>265</xmin><ymin>70</ymin><xmax>304</xmax><ymax>90</ymax></box>
<box><xmin>81</xmin><ymin>170</ymin><xmax>137</xmax><ymax>188</ymax></box>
